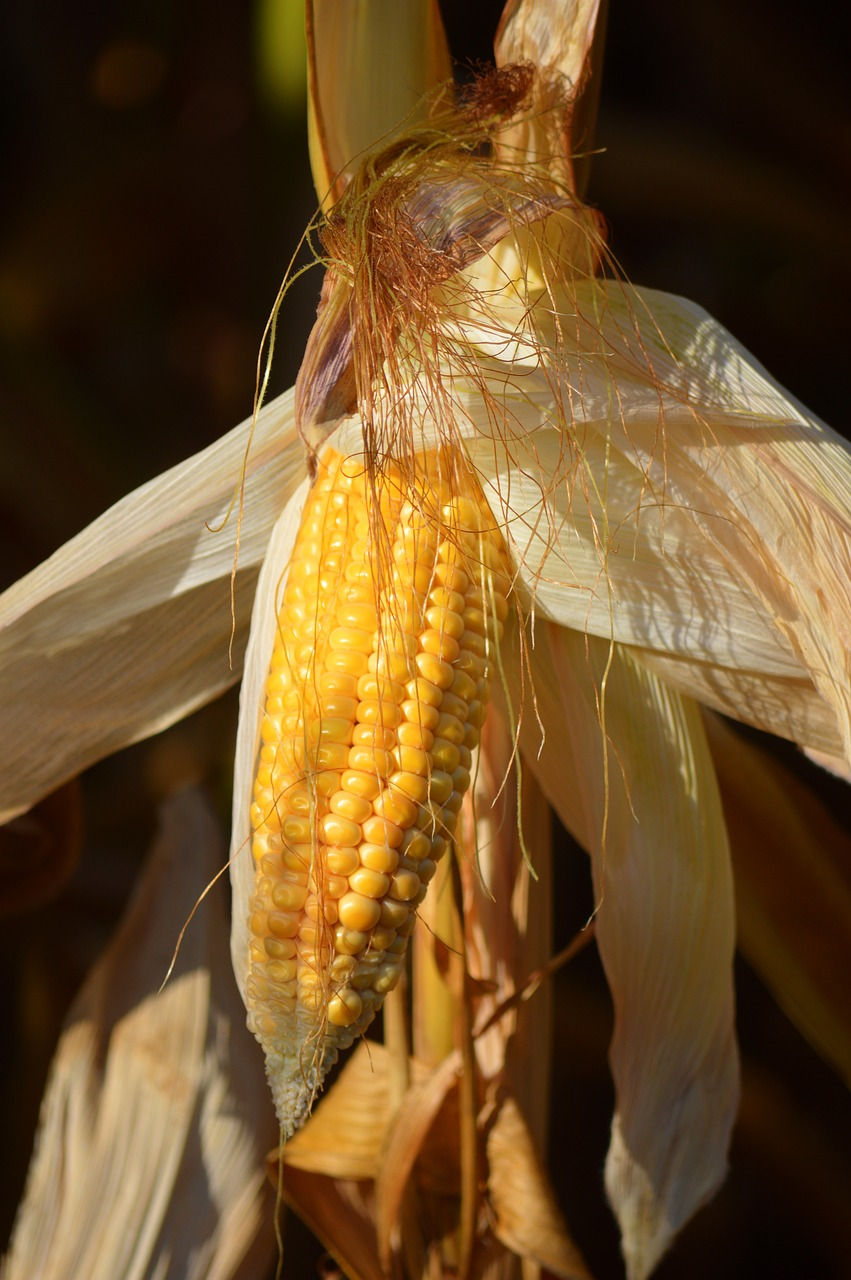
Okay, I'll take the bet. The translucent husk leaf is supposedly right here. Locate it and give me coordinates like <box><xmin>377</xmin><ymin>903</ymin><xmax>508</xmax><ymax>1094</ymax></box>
<box><xmin>494</xmin><ymin>0</ymin><xmax>603</xmax><ymax>193</ymax></box>
<box><xmin>4</xmin><ymin>789</ymin><xmax>279</xmax><ymax>1280</ymax></box>
<box><xmin>451</xmin><ymin>276</ymin><xmax>851</xmax><ymax>762</ymax></box>
<box><xmin>496</xmin><ymin>0</ymin><xmax>601</xmax><ymax>87</ymax></box>
<box><xmin>229</xmin><ymin>473</ymin><xmax>309</xmax><ymax>1003</ymax></box>
<box><xmin>465</xmin><ymin>419</ymin><xmax>808</xmax><ymax>679</ymax></box>
<box><xmin>0</xmin><ymin>390</ymin><xmax>300</xmax><ymax>824</ymax></box>
<box><xmin>514</xmin><ymin>622</ymin><xmax>738</xmax><ymax>1279</ymax></box>
<box><xmin>633</xmin><ymin>646</ymin><xmax>841</xmax><ymax>759</ymax></box>
<box><xmin>459</xmin><ymin>705</ymin><xmax>553</xmax><ymax>1136</ymax></box>
<box><xmin>576</xmin><ymin>283</ymin><xmax>851</xmax><ymax>763</ymax></box>
<box><xmin>306</xmin><ymin>0</ymin><xmax>452</xmax><ymax>208</ymax></box>
<box><xmin>704</xmin><ymin>711</ymin><xmax>851</xmax><ymax>1083</ymax></box>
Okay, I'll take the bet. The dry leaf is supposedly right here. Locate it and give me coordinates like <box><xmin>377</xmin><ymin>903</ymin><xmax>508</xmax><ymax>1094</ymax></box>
<box><xmin>487</xmin><ymin>1093</ymin><xmax>591</xmax><ymax>1279</ymax></box>
<box><xmin>4</xmin><ymin>789</ymin><xmax>278</xmax><ymax>1280</ymax></box>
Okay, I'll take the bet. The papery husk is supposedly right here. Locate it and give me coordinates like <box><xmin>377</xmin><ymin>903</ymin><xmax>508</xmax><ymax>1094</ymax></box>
<box><xmin>456</xmin><ymin>704</ymin><xmax>553</xmax><ymax>1148</ymax></box>
<box><xmin>455</xmin><ymin>278</ymin><xmax>851</xmax><ymax>763</ymax></box>
<box><xmin>229</xmin><ymin>473</ymin><xmax>310</xmax><ymax>1005</ymax></box>
<box><xmin>514</xmin><ymin>622</ymin><xmax>738</xmax><ymax>1279</ymax></box>
<box><xmin>496</xmin><ymin>0</ymin><xmax>601</xmax><ymax>90</ymax></box>
<box><xmin>0</xmin><ymin>390</ymin><xmax>299</xmax><ymax>825</ymax></box>
<box><xmin>495</xmin><ymin>0</ymin><xmax>604</xmax><ymax>195</ymax></box>
<box><xmin>306</xmin><ymin>0</ymin><xmax>452</xmax><ymax>208</ymax></box>
<box><xmin>3</xmin><ymin>788</ymin><xmax>278</xmax><ymax>1280</ymax></box>
<box><xmin>578</xmin><ymin>283</ymin><xmax>851</xmax><ymax>763</ymax></box>
<box><xmin>704</xmin><ymin>711</ymin><xmax>851</xmax><ymax>1083</ymax></box>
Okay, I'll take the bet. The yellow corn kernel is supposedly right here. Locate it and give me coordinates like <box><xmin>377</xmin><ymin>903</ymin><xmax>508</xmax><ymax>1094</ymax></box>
<box><xmin>359</xmin><ymin>842</ymin><xmax>400</xmax><ymax>873</ymax></box>
<box><xmin>329</xmin><ymin>789</ymin><xmax>373</xmax><ymax>824</ymax></box>
<box><xmin>338</xmin><ymin>891</ymin><xmax>382</xmax><ymax>932</ymax></box>
<box><xmin>349</xmin><ymin>866</ymin><xmax>391</xmax><ymax>899</ymax></box>
<box><xmin>244</xmin><ymin>446</ymin><xmax>510</xmax><ymax>1135</ymax></box>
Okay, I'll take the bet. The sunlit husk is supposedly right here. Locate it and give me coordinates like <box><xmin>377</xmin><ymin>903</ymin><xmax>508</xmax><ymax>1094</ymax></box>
<box><xmin>457</xmin><ymin>705</ymin><xmax>553</xmax><ymax>1124</ymax></box>
<box><xmin>229</xmin><ymin>473</ymin><xmax>310</xmax><ymax>1005</ymax></box>
<box><xmin>495</xmin><ymin>0</ymin><xmax>603</xmax><ymax>193</ymax></box>
<box><xmin>4</xmin><ymin>790</ymin><xmax>278</xmax><ymax>1280</ymax></box>
<box><xmin>592</xmin><ymin>285</ymin><xmax>851</xmax><ymax>766</ymax></box>
<box><xmin>306</xmin><ymin>0</ymin><xmax>451</xmax><ymax>207</ymax></box>
<box><xmin>0</xmin><ymin>390</ymin><xmax>299</xmax><ymax>824</ymax></box>
<box><xmin>496</xmin><ymin>0</ymin><xmax>601</xmax><ymax>90</ymax></box>
<box><xmin>513</xmin><ymin>622</ymin><xmax>738</xmax><ymax>1280</ymax></box>
<box><xmin>454</xmin><ymin>277</ymin><xmax>851</xmax><ymax>762</ymax></box>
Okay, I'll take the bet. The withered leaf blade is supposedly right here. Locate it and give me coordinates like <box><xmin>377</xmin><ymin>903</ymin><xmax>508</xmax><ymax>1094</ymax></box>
<box><xmin>4</xmin><ymin>789</ymin><xmax>278</xmax><ymax>1280</ymax></box>
<box><xmin>281</xmin><ymin>1040</ymin><xmax>393</xmax><ymax>1181</ymax></box>
<box><xmin>374</xmin><ymin>1051</ymin><xmax>463</xmax><ymax>1272</ymax></box>
<box><xmin>274</xmin><ymin>1041</ymin><xmax>455</xmax><ymax>1280</ymax></box>
<box><xmin>279</xmin><ymin>1167</ymin><xmax>384</xmax><ymax>1280</ymax></box>
<box><xmin>487</xmin><ymin>1093</ymin><xmax>592</xmax><ymax>1280</ymax></box>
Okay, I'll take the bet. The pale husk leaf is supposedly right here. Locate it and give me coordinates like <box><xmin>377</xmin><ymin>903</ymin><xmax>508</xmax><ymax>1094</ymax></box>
<box><xmin>448</xmin><ymin>277</ymin><xmax>850</xmax><ymax>760</ymax></box>
<box><xmin>459</xmin><ymin>704</ymin><xmax>553</xmax><ymax>1139</ymax></box>
<box><xmin>493</xmin><ymin>0</ymin><xmax>603</xmax><ymax>195</ymax></box>
<box><xmin>632</xmin><ymin>646</ymin><xmax>841</xmax><ymax>758</ymax></box>
<box><xmin>517</xmin><ymin>623</ymin><xmax>738</xmax><ymax>1279</ymax></box>
<box><xmin>577</xmin><ymin>283</ymin><xmax>851</xmax><ymax>763</ymax></box>
<box><xmin>229</xmin><ymin>474</ymin><xmax>309</xmax><ymax>1007</ymax></box>
<box><xmin>495</xmin><ymin>0</ymin><xmax>601</xmax><ymax>87</ymax></box>
<box><xmin>306</xmin><ymin>0</ymin><xmax>452</xmax><ymax>208</ymax></box>
<box><xmin>704</xmin><ymin>711</ymin><xmax>851</xmax><ymax>1084</ymax></box>
<box><xmin>0</xmin><ymin>390</ymin><xmax>300</xmax><ymax>824</ymax></box>
<box><xmin>3</xmin><ymin>789</ymin><xmax>278</xmax><ymax>1280</ymax></box>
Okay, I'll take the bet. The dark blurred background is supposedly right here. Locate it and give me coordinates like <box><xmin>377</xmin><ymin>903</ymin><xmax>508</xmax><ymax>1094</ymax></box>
<box><xmin>2</xmin><ymin>1</ymin><xmax>849</xmax><ymax>1276</ymax></box>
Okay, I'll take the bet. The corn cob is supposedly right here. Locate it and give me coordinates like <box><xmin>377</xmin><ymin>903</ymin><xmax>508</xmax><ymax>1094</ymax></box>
<box><xmin>245</xmin><ymin>445</ymin><xmax>510</xmax><ymax>1134</ymax></box>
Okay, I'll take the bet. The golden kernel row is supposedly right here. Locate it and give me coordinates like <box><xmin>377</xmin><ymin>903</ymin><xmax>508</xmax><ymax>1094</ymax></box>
<box><xmin>245</xmin><ymin>449</ymin><xmax>510</xmax><ymax>1047</ymax></box>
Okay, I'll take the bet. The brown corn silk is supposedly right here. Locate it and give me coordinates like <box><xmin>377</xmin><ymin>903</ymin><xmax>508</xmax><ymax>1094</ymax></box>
<box><xmin>246</xmin><ymin>445</ymin><xmax>511</xmax><ymax>1133</ymax></box>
